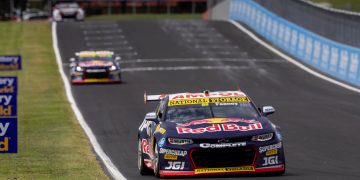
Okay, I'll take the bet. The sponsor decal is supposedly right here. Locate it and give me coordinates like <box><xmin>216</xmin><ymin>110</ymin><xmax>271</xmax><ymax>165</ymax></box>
<box><xmin>164</xmin><ymin>154</ymin><xmax>178</xmax><ymax>160</ymax></box>
<box><xmin>141</xmin><ymin>139</ymin><xmax>150</xmax><ymax>155</ymax></box>
<box><xmin>170</xmin><ymin>91</ymin><xmax>245</xmax><ymax>100</ymax></box>
<box><xmin>0</xmin><ymin>55</ymin><xmax>21</xmax><ymax>70</ymax></box>
<box><xmin>177</xmin><ymin>118</ymin><xmax>257</xmax><ymax>127</ymax></box>
<box><xmin>215</xmin><ymin>102</ymin><xmax>238</xmax><ymax>106</ymax></box>
<box><xmin>164</xmin><ymin>161</ymin><xmax>185</xmax><ymax>170</ymax></box>
<box><xmin>0</xmin><ymin>77</ymin><xmax>17</xmax><ymax>153</ymax></box>
<box><xmin>154</xmin><ymin>125</ymin><xmax>166</xmax><ymax>134</ymax></box>
<box><xmin>168</xmin><ymin>98</ymin><xmax>209</xmax><ymax>107</ymax></box>
<box><xmin>85</xmin><ymin>69</ymin><xmax>107</xmax><ymax>73</ymax></box>
<box><xmin>262</xmin><ymin>156</ymin><xmax>279</xmax><ymax>166</ymax></box>
<box><xmin>159</xmin><ymin>148</ymin><xmax>187</xmax><ymax>156</ymax></box>
<box><xmin>195</xmin><ymin>166</ymin><xmax>254</xmax><ymax>174</ymax></box>
<box><xmin>176</xmin><ymin>123</ymin><xmax>262</xmax><ymax>134</ymax></box>
<box><xmin>265</xmin><ymin>149</ymin><xmax>278</xmax><ymax>156</ymax></box>
<box><xmin>168</xmin><ymin>97</ymin><xmax>250</xmax><ymax>106</ymax></box>
<box><xmin>158</xmin><ymin>128</ymin><xmax>166</xmax><ymax>134</ymax></box>
<box><xmin>200</xmin><ymin>142</ymin><xmax>246</xmax><ymax>148</ymax></box>
<box><xmin>259</xmin><ymin>142</ymin><xmax>282</xmax><ymax>153</ymax></box>
<box><xmin>158</xmin><ymin>138</ymin><xmax>166</xmax><ymax>148</ymax></box>
<box><xmin>0</xmin><ymin>119</ymin><xmax>17</xmax><ymax>153</ymax></box>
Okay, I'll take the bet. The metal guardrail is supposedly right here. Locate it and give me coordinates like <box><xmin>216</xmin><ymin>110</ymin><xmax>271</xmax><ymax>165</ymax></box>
<box><xmin>229</xmin><ymin>0</ymin><xmax>360</xmax><ymax>87</ymax></box>
<box><xmin>254</xmin><ymin>0</ymin><xmax>360</xmax><ymax>49</ymax></box>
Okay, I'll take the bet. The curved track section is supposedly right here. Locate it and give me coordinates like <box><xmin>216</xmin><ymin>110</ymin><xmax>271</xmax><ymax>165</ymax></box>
<box><xmin>56</xmin><ymin>20</ymin><xmax>360</xmax><ymax>180</ymax></box>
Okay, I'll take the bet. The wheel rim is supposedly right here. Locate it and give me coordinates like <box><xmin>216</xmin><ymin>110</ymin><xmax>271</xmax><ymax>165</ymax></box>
<box><xmin>137</xmin><ymin>140</ymin><xmax>142</xmax><ymax>170</ymax></box>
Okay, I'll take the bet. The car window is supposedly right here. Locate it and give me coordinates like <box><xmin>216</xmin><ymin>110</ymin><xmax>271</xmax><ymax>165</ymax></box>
<box><xmin>58</xmin><ymin>3</ymin><xmax>79</xmax><ymax>8</ymax></box>
<box><xmin>166</xmin><ymin>106</ymin><xmax>212</xmax><ymax>123</ymax></box>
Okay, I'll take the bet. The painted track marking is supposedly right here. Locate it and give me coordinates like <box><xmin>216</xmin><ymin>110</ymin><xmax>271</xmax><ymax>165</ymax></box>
<box><xmin>52</xmin><ymin>22</ymin><xmax>126</xmax><ymax>180</ymax></box>
<box><xmin>120</xmin><ymin>65</ymin><xmax>251</xmax><ymax>72</ymax></box>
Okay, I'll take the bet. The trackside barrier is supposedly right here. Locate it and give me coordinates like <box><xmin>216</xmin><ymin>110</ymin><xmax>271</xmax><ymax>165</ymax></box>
<box><xmin>229</xmin><ymin>0</ymin><xmax>360</xmax><ymax>87</ymax></box>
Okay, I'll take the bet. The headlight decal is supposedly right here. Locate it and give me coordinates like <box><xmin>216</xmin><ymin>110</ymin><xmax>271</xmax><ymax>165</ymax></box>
<box><xmin>168</xmin><ymin>138</ymin><xmax>193</xmax><ymax>145</ymax></box>
<box><xmin>109</xmin><ymin>65</ymin><xmax>117</xmax><ymax>71</ymax></box>
<box><xmin>75</xmin><ymin>66</ymin><xmax>83</xmax><ymax>72</ymax></box>
<box><xmin>252</xmin><ymin>133</ymin><xmax>273</xmax><ymax>141</ymax></box>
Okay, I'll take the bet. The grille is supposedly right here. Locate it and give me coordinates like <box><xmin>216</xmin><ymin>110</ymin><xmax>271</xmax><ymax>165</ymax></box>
<box><xmin>84</xmin><ymin>68</ymin><xmax>108</xmax><ymax>79</ymax></box>
<box><xmin>191</xmin><ymin>147</ymin><xmax>255</xmax><ymax>168</ymax></box>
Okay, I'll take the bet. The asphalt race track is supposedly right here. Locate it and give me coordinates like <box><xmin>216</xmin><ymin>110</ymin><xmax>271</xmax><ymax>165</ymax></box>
<box><xmin>56</xmin><ymin>20</ymin><xmax>360</xmax><ymax>180</ymax></box>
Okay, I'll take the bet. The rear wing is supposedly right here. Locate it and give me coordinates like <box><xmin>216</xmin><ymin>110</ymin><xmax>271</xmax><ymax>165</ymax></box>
<box><xmin>144</xmin><ymin>92</ymin><xmax>166</xmax><ymax>104</ymax></box>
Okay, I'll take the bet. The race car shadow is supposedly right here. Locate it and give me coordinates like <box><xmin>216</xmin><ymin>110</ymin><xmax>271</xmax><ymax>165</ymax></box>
<box><xmin>71</xmin><ymin>81</ymin><xmax>125</xmax><ymax>86</ymax></box>
<box><xmin>140</xmin><ymin>173</ymin><xmax>288</xmax><ymax>179</ymax></box>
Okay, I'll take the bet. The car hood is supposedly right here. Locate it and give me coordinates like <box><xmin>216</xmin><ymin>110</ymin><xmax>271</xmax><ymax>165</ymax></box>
<box><xmin>160</xmin><ymin>117</ymin><xmax>273</xmax><ymax>139</ymax></box>
<box><xmin>78</xmin><ymin>60</ymin><xmax>113</xmax><ymax>68</ymax></box>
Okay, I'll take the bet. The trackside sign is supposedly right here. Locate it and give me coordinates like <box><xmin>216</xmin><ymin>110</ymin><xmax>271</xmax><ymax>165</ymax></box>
<box><xmin>0</xmin><ymin>77</ymin><xmax>17</xmax><ymax>153</ymax></box>
<box><xmin>0</xmin><ymin>55</ymin><xmax>22</xmax><ymax>70</ymax></box>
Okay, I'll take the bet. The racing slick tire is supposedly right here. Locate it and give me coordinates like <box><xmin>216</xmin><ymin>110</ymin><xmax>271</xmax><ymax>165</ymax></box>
<box><xmin>118</xmin><ymin>73</ymin><xmax>122</xmax><ymax>83</ymax></box>
<box><xmin>153</xmin><ymin>143</ymin><xmax>160</xmax><ymax>177</ymax></box>
<box><xmin>138</xmin><ymin>139</ymin><xmax>151</xmax><ymax>175</ymax></box>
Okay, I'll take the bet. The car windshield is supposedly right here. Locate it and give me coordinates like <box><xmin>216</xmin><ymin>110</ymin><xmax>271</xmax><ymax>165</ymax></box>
<box><xmin>79</xmin><ymin>56</ymin><xmax>112</xmax><ymax>61</ymax></box>
<box><xmin>58</xmin><ymin>3</ymin><xmax>78</xmax><ymax>8</ymax></box>
<box><xmin>165</xmin><ymin>102</ymin><xmax>260</xmax><ymax>123</ymax></box>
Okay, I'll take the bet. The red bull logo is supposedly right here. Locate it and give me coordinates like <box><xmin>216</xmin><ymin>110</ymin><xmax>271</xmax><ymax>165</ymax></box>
<box><xmin>177</xmin><ymin>118</ymin><xmax>257</xmax><ymax>127</ymax></box>
<box><xmin>176</xmin><ymin>123</ymin><xmax>263</xmax><ymax>134</ymax></box>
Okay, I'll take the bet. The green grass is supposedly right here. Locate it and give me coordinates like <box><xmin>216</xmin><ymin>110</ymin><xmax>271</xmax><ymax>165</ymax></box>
<box><xmin>0</xmin><ymin>22</ymin><xmax>108</xmax><ymax>179</ymax></box>
<box><xmin>86</xmin><ymin>13</ymin><xmax>202</xmax><ymax>21</ymax></box>
<box><xmin>311</xmin><ymin>0</ymin><xmax>360</xmax><ymax>12</ymax></box>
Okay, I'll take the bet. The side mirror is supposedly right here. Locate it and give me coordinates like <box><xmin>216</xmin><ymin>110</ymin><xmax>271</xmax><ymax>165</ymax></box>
<box><xmin>262</xmin><ymin>106</ymin><xmax>275</xmax><ymax>116</ymax></box>
<box><xmin>115</xmin><ymin>56</ymin><xmax>121</xmax><ymax>61</ymax></box>
<box><xmin>145</xmin><ymin>112</ymin><xmax>158</xmax><ymax>123</ymax></box>
<box><xmin>69</xmin><ymin>57</ymin><xmax>76</xmax><ymax>62</ymax></box>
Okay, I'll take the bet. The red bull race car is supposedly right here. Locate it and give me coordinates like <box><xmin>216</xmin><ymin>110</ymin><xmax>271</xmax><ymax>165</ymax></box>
<box><xmin>138</xmin><ymin>90</ymin><xmax>285</xmax><ymax>177</ymax></box>
<box><xmin>69</xmin><ymin>51</ymin><xmax>122</xmax><ymax>84</ymax></box>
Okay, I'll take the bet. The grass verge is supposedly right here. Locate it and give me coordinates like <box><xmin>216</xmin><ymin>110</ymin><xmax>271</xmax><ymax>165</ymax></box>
<box><xmin>0</xmin><ymin>22</ymin><xmax>108</xmax><ymax>179</ymax></box>
<box><xmin>86</xmin><ymin>13</ymin><xmax>202</xmax><ymax>21</ymax></box>
<box><xmin>311</xmin><ymin>0</ymin><xmax>360</xmax><ymax>12</ymax></box>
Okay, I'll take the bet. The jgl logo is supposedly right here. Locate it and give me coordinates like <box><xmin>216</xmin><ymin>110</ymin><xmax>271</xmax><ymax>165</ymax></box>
<box><xmin>164</xmin><ymin>161</ymin><xmax>185</xmax><ymax>170</ymax></box>
<box><xmin>0</xmin><ymin>120</ymin><xmax>17</xmax><ymax>153</ymax></box>
<box><xmin>263</xmin><ymin>156</ymin><xmax>278</xmax><ymax>166</ymax></box>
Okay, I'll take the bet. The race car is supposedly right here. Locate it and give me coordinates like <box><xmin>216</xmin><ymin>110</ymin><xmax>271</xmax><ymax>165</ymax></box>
<box><xmin>52</xmin><ymin>1</ymin><xmax>84</xmax><ymax>21</ymax></box>
<box><xmin>138</xmin><ymin>90</ymin><xmax>285</xmax><ymax>177</ymax></box>
<box><xmin>69</xmin><ymin>51</ymin><xmax>122</xmax><ymax>84</ymax></box>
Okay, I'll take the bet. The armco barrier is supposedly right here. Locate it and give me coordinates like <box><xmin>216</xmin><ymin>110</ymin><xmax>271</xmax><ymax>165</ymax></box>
<box><xmin>229</xmin><ymin>0</ymin><xmax>360</xmax><ymax>87</ymax></box>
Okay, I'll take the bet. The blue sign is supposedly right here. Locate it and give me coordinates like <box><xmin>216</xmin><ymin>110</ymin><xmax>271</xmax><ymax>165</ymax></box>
<box><xmin>0</xmin><ymin>118</ymin><xmax>17</xmax><ymax>153</ymax></box>
<box><xmin>0</xmin><ymin>77</ymin><xmax>17</xmax><ymax>153</ymax></box>
<box><xmin>0</xmin><ymin>55</ymin><xmax>22</xmax><ymax>70</ymax></box>
<box><xmin>229</xmin><ymin>0</ymin><xmax>360</xmax><ymax>87</ymax></box>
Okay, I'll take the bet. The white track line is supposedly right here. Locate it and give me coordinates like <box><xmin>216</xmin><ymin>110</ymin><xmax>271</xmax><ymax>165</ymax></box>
<box><xmin>120</xmin><ymin>65</ymin><xmax>250</xmax><ymax>72</ymax></box>
<box><xmin>52</xmin><ymin>22</ymin><xmax>126</xmax><ymax>180</ymax></box>
<box><xmin>119</xmin><ymin>58</ymin><xmax>284</xmax><ymax>64</ymax></box>
<box><xmin>228</xmin><ymin>20</ymin><xmax>360</xmax><ymax>94</ymax></box>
